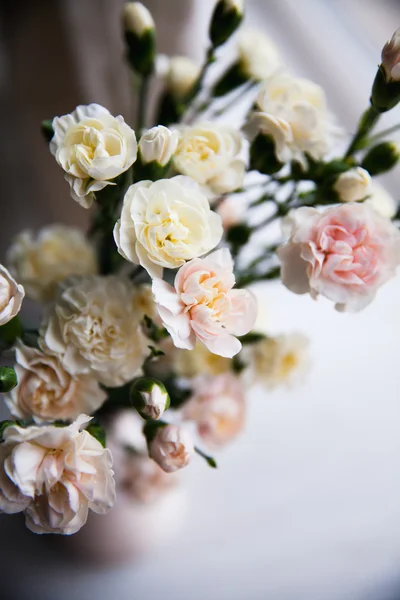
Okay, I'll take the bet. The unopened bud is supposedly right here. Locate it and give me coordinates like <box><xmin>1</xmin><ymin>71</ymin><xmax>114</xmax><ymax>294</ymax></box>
<box><xmin>122</xmin><ymin>2</ymin><xmax>155</xmax><ymax>76</ymax></box>
<box><xmin>138</xmin><ymin>125</ymin><xmax>179</xmax><ymax>174</ymax></box>
<box><xmin>333</xmin><ymin>167</ymin><xmax>372</xmax><ymax>203</ymax></box>
<box><xmin>249</xmin><ymin>133</ymin><xmax>284</xmax><ymax>176</ymax></box>
<box><xmin>148</xmin><ymin>423</ymin><xmax>193</xmax><ymax>472</ymax></box>
<box><xmin>209</xmin><ymin>0</ymin><xmax>244</xmax><ymax>48</ymax></box>
<box><xmin>131</xmin><ymin>377</ymin><xmax>170</xmax><ymax>420</ymax></box>
<box><xmin>361</xmin><ymin>141</ymin><xmax>400</xmax><ymax>175</ymax></box>
<box><xmin>0</xmin><ymin>367</ymin><xmax>17</xmax><ymax>393</ymax></box>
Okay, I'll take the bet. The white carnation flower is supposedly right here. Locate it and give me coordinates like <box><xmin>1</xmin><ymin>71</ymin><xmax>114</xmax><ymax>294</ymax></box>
<box><xmin>238</xmin><ymin>29</ymin><xmax>281</xmax><ymax>81</ymax></box>
<box><xmin>173</xmin><ymin>123</ymin><xmax>245</xmax><ymax>196</ymax></box>
<box><xmin>113</xmin><ymin>176</ymin><xmax>223</xmax><ymax>278</ymax></box>
<box><xmin>40</xmin><ymin>276</ymin><xmax>149</xmax><ymax>387</ymax></box>
<box><xmin>50</xmin><ymin>104</ymin><xmax>137</xmax><ymax>208</ymax></box>
<box><xmin>0</xmin><ymin>415</ymin><xmax>115</xmax><ymax>535</ymax></box>
<box><xmin>7</xmin><ymin>225</ymin><xmax>97</xmax><ymax>303</ymax></box>
<box><xmin>6</xmin><ymin>342</ymin><xmax>107</xmax><ymax>423</ymax></box>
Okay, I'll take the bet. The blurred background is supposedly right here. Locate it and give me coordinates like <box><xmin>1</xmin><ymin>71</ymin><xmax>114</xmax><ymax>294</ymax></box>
<box><xmin>1</xmin><ymin>1</ymin><xmax>400</xmax><ymax>599</ymax></box>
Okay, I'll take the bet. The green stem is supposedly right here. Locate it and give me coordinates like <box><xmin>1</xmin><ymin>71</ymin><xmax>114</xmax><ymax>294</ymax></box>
<box><xmin>344</xmin><ymin>105</ymin><xmax>380</xmax><ymax>158</ymax></box>
<box><xmin>137</xmin><ymin>75</ymin><xmax>150</xmax><ymax>133</ymax></box>
<box><xmin>365</xmin><ymin>122</ymin><xmax>400</xmax><ymax>146</ymax></box>
<box><xmin>194</xmin><ymin>446</ymin><xmax>217</xmax><ymax>469</ymax></box>
<box><xmin>236</xmin><ymin>266</ymin><xmax>281</xmax><ymax>288</ymax></box>
<box><xmin>183</xmin><ymin>47</ymin><xmax>215</xmax><ymax>120</ymax></box>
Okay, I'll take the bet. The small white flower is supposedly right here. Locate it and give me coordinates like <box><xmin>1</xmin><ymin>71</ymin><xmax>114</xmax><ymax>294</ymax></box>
<box><xmin>237</xmin><ymin>29</ymin><xmax>281</xmax><ymax>81</ymax></box>
<box><xmin>381</xmin><ymin>28</ymin><xmax>400</xmax><ymax>82</ymax></box>
<box><xmin>334</xmin><ymin>167</ymin><xmax>372</xmax><ymax>203</ymax></box>
<box><xmin>166</xmin><ymin>56</ymin><xmax>201</xmax><ymax>99</ymax></box>
<box><xmin>0</xmin><ymin>264</ymin><xmax>24</xmax><ymax>326</ymax></box>
<box><xmin>245</xmin><ymin>73</ymin><xmax>331</xmax><ymax>166</ymax></box>
<box><xmin>113</xmin><ymin>176</ymin><xmax>223</xmax><ymax>278</ymax></box>
<box><xmin>50</xmin><ymin>104</ymin><xmax>137</xmax><ymax>208</ymax></box>
<box><xmin>366</xmin><ymin>182</ymin><xmax>397</xmax><ymax>218</ymax></box>
<box><xmin>122</xmin><ymin>2</ymin><xmax>155</xmax><ymax>37</ymax></box>
<box><xmin>250</xmin><ymin>333</ymin><xmax>310</xmax><ymax>389</ymax></box>
<box><xmin>149</xmin><ymin>424</ymin><xmax>194</xmax><ymax>473</ymax></box>
<box><xmin>6</xmin><ymin>342</ymin><xmax>107</xmax><ymax>424</ymax></box>
<box><xmin>0</xmin><ymin>415</ymin><xmax>115</xmax><ymax>535</ymax></box>
<box><xmin>174</xmin><ymin>342</ymin><xmax>231</xmax><ymax>379</ymax></box>
<box><xmin>139</xmin><ymin>126</ymin><xmax>179</xmax><ymax>166</ymax></box>
<box><xmin>40</xmin><ymin>276</ymin><xmax>149</xmax><ymax>387</ymax></box>
<box><xmin>7</xmin><ymin>225</ymin><xmax>97</xmax><ymax>303</ymax></box>
<box><xmin>173</xmin><ymin>123</ymin><xmax>245</xmax><ymax>195</ymax></box>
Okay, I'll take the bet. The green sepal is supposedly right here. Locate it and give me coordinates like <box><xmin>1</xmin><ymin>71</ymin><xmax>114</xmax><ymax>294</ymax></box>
<box><xmin>361</xmin><ymin>141</ymin><xmax>399</xmax><ymax>175</ymax></box>
<box><xmin>0</xmin><ymin>316</ymin><xmax>22</xmax><ymax>352</ymax></box>
<box><xmin>212</xmin><ymin>61</ymin><xmax>248</xmax><ymax>97</ymax></box>
<box><xmin>371</xmin><ymin>65</ymin><xmax>400</xmax><ymax>113</ymax></box>
<box><xmin>0</xmin><ymin>367</ymin><xmax>18</xmax><ymax>393</ymax></box>
<box><xmin>156</xmin><ymin>91</ymin><xmax>185</xmax><ymax>127</ymax></box>
<box><xmin>86</xmin><ymin>420</ymin><xmax>107</xmax><ymax>448</ymax></box>
<box><xmin>0</xmin><ymin>420</ymin><xmax>15</xmax><ymax>441</ymax></box>
<box><xmin>249</xmin><ymin>133</ymin><xmax>284</xmax><ymax>176</ymax></box>
<box><xmin>125</xmin><ymin>28</ymin><xmax>155</xmax><ymax>77</ymax></box>
<box><xmin>41</xmin><ymin>119</ymin><xmax>54</xmax><ymax>143</ymax></box>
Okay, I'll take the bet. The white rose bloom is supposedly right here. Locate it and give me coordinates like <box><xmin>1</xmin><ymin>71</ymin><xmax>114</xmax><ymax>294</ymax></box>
<box><xmin>0</xmin><ymin>265</ymin><xmax>24</xmax><ymax>326</ymax></box>
<box><xmin>251</xmin><ymin>333</ymin><xmax>310</xmax><ymax>389</ymax></box>
<box><xmin>122</xmin><ymin>2</ymin><xmax>154</xmax><ymax>37</ymax></box>
<box><xmin>246</xmin><ymin>73</ymin><xmax>331</xmax><ymax>166</ymax></box>
<box><xmin>40</xmin><ymin>276</ymin><xmax>149</xmax><ymax>387</ymax></box>
<box><xmin>50</xmin><ymin>104</ymin><xmax>137</xmax><ymax>208</ymax></box>
<box><xmin>334</xmin><ymin>167</ymin><xmax>372</xmax><ymax>203</ymax></box>
<box><xmin>6</xmin><ymin>342</ymin><xmax>107</xmax><ymax>424</ymax></box>
<box><xmin>149</xmin><ymin>424</ymin><xmax>194</xmax><ymax>473</ymax></box>
<box><xmin>173</xmin><ymin>123</ymin><xmax>246</xmax><ymax>195</ymax></box>
<box><xmin>238</xmin><ymin>29</ymin><xmax>281</xmax><ymax>81</ymax></box>
<box><xmin>0</xmin><ymin>415</ymin><xmax>115</xmax><ymax>535</ymax></box>
<box><xmin>139</xmin><ymin>126</ymin><xmax>179</xmax><ymax>166</ymax></box>
<box><xmin>366</xmin><ymin>182</ymin><xmax>397</xmax><ymax>218</ymax></box>
<box><xmin>7</xmin><ymin>225</ymin><xmax>97</xmax><ymax>303</ymax></box>
<box><xmin>113</xmin><ymin>176</ymin><xmax>223</xmax><ymax>278</ymax></box>
<box><xmin>166</xmin><ymin>56</ymin><xmax>201</xmax><ymax>99</ymax></box>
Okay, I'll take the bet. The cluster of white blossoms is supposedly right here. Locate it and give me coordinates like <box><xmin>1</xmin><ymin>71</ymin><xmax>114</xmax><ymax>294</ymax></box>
<box><xmin>1</xmin><ymin>0</ymin><xmax>400</xmax><ymax>539</ymax></box>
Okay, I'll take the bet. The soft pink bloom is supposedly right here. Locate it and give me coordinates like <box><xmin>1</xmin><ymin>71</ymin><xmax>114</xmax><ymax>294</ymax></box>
<box><xmin>183</xmin><ymin>374</ymin><xmax>245</xmax><ymax>448</ymax></box>
<box><xmin>152</xmin><ymin>248</ymin><xmax>257</xmax><ymax>358</ymax></box>
<box><xmin>278</xmin><ymin>203</ymin><xmax>400</xmax><ymax>312</ymax></box>
<box><xmin>149</xmin><ymin>424</ymin><xmax>194</xmax><ymax>473</ymax></box>
<box><xmin>382</xmin><ymin>28</ymin><xmax>400</xmax><ymax>82</ymax></box>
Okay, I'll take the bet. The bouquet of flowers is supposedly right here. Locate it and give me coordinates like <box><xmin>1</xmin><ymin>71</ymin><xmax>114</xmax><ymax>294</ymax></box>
<box><xmin>0</xmin><ymin>0</ymin><xmax>400</xmax><ymax>536</ymax></box>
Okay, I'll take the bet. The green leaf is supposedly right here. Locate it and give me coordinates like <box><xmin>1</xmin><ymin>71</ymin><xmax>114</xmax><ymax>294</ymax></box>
<box><xmin>0</xmin><ymin>316</ymin><xmax>22</xmax><ymax>352</ymax></box>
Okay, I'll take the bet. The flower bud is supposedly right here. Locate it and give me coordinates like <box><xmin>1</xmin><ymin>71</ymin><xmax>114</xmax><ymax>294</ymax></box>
<box><xmin>212</xmin><ymin>61</ymin><xmax>248</xmax><ymax>97</ymax></box>
<box><xmin>138</xmin><ymin>125</ymin><xmax>179</xmax><ymax>172</ymax></box>
<box><xmin>361</xmin><ymin>141</ymin><xmax>400</xmax><ymax>176</ymax></box>
<box><xmin>249</xmin><ymin>133</ymin><xmax>284</xmax><ymax>175</ymax></box>
<box><xmin>209</xmin><ymin>0</ymin><xmax>244</xmax><ymax>48</ymax></box>
<box><xmin>0</xmin><ymin>366</ymin><xmax>17</xmax><ymax>393</ymax></box>
<box><xmin>333</xmin><ymin>167</ymin><xmax>372</xmax><ymax>203</ymax></box>
<box><xmin>122</xmin><ymin>2</ymin><xmax>155</xmax><ymax>76</ymax></box>
<box><xmin>381</xmin><ymin>28</ymin><xmax>400</xmax><ymax>82</ymax></box>
<box><xmin>148</xmin><ymin>424</ymin><xmax>194</xmax><ymax>473</ymax></box>
<box><xmin>166</xmin><ymin>56</ymin><xmax>201</xmax><ymax>100</ymax></box>
<box><xmin>131</xmin><ymin>377</ymin><xmax>170</xmax><ymax>420</ymax></box>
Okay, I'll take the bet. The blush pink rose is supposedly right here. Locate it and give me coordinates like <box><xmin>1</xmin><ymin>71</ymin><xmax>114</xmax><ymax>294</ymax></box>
<box><xmin>152</xmin><ymin>248</ymin><xmax>257</xmax><ymax>358</ymax></box>
<box><xmin>278</xmin><ymin>203</ymin><xmax>400</xmax><ymax>312</ymax></box>
<box><xmin>183</xmin><ymin>374</ymin><xmax>246</xmax><ymax>448</ymax></box>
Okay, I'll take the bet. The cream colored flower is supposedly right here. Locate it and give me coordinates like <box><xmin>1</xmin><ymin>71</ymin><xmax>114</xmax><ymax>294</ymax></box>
<box><xmin>114</xmin><ymin>176</ymin><xmax>223</xmax><ymax>278</ymax></box>
<box><xmin>122</xmin><ymin>2</ymin><xmax>154</xmax><ymax>37</ymax></box>
<box><xmin>166</xmin><ymin>56</ymin><xmax>201</xmax><ymax>99</ymax></box>
<box><xmin>245</xmin><ymin>73</ymin><xmax>330</xmax><ymax>166</ymax></box>
<box><xmin>0</xmin><ymin>415</ymin><xmax>115</xmax><ymax>534</ymax></box>
<box><xmin>366</xmin><ymin>182</ymin><xmax>397</xmax><ymax>218</ymax></box>
<box><xmin>173</xmin><ymin>123</ymin><xmax>245</xmax><ymax>195</ymax></box>
<box><xmin>7</xmin><ymin>225</ymin><xmax>97</xmax><ymax>303</ymax></box>
<box><xmin>40</xmin><ymin>276</ymin><xmax>149</xmax><ymax>387</ymax></box>
<box><xmin>334</xmin><ymin>167</ymin><xmax>372</xmax><ymax>203</ymax></box>
<box><xmin>149</xmin><ymin>424</ymin><xmax>194</xmax><ymax>473</ymax></box>
<box><xmin>50</xmin><ymin>104</ymin><xmax>137</xmax><ymax>208</ymax></box>
<box><xmin>6</xmin><ymin>342</ymin><xmax>107</xmax><ymax>424</ymax></box>
<box><xmin>0</xmin><ymin>265</ymin><xmax>24</xmax><ymax>326</ymax></box>
<box><xmin>183</xmin><ymin>374</ymin><xmax>245</xmax><ymax>448</ymax></box>
<box><xmin>120</xmin><ymin>454</ymin><xmax>177</xmax><ymax>503</ymax></box>
<box><xmin>251</xmin><ymin>333</ymin><xmax>310</xmax><ymax>389</ymax></box>
<box><xmin>174</xmin><ymin>342</ymin><xmax>231</xmax><ymax>379</ymax></box>
<box><xmin>238</xmin><ymin>29</ymin><xmax>281</xmax><ymax>81</ymax></box>
<box><xmin>139</xmin><ymin>126</ymin><xmax>179</xmax><ymax>166</ymax></box>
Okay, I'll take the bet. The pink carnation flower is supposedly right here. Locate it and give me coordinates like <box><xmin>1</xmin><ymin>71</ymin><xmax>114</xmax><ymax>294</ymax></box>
<box><xmin>152</xmin><ymin>248</ymin><xmax>257</xmax><ymax>357</ymax></box>
<box><xmin>278</xmin><ymin>203</ymin><xmax>400</xmax><ymax>312</ymax></box>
